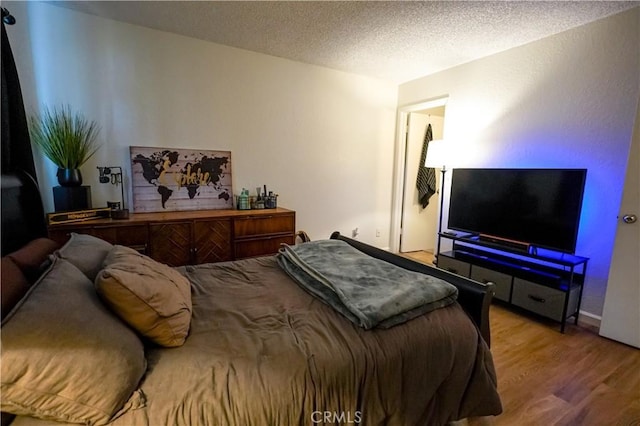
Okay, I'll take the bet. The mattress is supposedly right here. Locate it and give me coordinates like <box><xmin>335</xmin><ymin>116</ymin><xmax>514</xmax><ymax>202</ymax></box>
<box><xmin>11</xmin><ymin>255</ymin><xmax>501</xmax><ymax>426</ymax></box>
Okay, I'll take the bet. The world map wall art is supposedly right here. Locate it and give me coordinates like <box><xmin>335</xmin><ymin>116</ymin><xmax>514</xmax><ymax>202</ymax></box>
<box><xmin>130</xmin><ymin>146</ymin><xmax>233</xmax><ymax>212</ymax></box>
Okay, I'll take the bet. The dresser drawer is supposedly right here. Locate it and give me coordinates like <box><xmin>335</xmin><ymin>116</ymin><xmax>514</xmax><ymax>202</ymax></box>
<box><xmin>471</xmin><ymin>265</ymin><xmax>512</xmax><ymax>302</ymax></box>
<box><xmin>233</xmin><ymin>214</ymin><xmax>295</xmax><ymax>238</ymax></box>
<box><xmin>511</xmin><ymin>278</ymin><xmax>580</xmax><ymax>322</ymax></box>
<box><xmin>437</xmin><ymin>256</ymin><xmax>471</xmax><ymax>277</ymax></box>
<box><xmin>234</xmin><ymin>234</ymin><xmax>295</xmax><ymax>259</ymax></box>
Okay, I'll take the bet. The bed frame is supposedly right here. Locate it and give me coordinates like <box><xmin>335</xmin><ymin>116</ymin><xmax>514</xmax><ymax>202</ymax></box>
<box><xmin>0</xmin><ymin>172</ymin><xmax>494</xmax><ymax>346</ymax></box>
<box><xmin>330</xmin><ymin>231</ymin><xmax>494</xmax><ymax>346</ymax></box>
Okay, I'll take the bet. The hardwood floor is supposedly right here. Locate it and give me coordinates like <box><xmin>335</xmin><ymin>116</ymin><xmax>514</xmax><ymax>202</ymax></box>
<box><xmin>486</xmin><ymin>305</ymin><xmax>640</xmax><ymax>426</ymax></box>
<box><xmin>403</xmin><ymin>251</ymin><xmax>640</xmax><ymax>426</ymax></box>
<box><xmin>400</xmin><ymin>250</ymin><xmax>436</xmax><ymax>265</ymax></box>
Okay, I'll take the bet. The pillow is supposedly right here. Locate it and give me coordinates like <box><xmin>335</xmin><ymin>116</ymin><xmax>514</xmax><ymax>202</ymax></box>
<box><xmin>95</xmin><ymin>245</ymin><xmax>192</xmax><ymax>347</ymax></box>
<box><xmin>56</xmin><ymin>233</ymin><xmax>113</xmax><ymax>281</ymax></box>
<box><xmin>1</xmin><ymin>257</ymin><xmax>147</xmax><ymax>425</ymax></box>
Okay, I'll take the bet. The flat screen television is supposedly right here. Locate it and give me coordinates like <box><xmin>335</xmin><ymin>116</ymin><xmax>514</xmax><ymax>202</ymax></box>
<box><xmin>447</xmin><ymin>168</ymin><xmax>587</xmax><ymax>254</ymax></box>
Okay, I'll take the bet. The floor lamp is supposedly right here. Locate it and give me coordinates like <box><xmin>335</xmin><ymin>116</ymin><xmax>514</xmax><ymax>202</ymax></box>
<box><xmin>423</xmin><ymin>139</ymin><xmax>447</xmax><ymax>262</ymax></box>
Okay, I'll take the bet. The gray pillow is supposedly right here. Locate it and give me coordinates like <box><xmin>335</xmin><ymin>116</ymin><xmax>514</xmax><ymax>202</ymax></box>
<box><xmin>0</xmin><ymin>257</ymin><xmax>147</xmax><ymax>425</ymax></box>
<box><xmin>55</xmin><ymin>233</ymin><xmax>113</xmax><ymax>281</ymax></box>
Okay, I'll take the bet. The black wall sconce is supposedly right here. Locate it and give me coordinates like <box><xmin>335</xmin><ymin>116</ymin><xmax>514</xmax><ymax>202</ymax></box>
<box><xmin>97</xmin><ymin>166</ymin><xmax>129</xmax><ymax>219</ymax></box>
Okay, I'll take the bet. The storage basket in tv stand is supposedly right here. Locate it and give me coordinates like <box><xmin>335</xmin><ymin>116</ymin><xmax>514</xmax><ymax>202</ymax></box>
<box><xmin>435</xmin><ymin>233</ymin><xmax>589</xmax><ymax>332</ymax></box>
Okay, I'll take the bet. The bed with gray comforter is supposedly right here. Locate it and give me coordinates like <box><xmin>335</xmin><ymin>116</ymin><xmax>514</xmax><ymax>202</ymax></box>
<box><xmin>2</xmin><ymin>234</ymin><xmax>501</xmax><ymax>426</ymax></box>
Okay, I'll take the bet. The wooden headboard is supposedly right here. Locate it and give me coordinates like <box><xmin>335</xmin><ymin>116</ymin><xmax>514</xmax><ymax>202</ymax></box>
<box><xmin>1</xmin><ymin>171</ymin><xmax>47</xmax><ymax>256</ymax></box>
<box><xmin>1</xmin><ymin>170</ymin><xmax>52</xmax><ymax>426</ymax></box>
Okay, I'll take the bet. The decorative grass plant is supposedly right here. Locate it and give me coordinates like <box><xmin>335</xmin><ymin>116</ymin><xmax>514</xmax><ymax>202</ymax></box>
<box><xmin>29</xmin><ymin>105</ymin><xmax>100</xmax><ymax>170</ymax></box>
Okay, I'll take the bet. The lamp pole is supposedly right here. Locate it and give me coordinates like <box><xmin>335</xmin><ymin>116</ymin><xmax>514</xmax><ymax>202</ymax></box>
<box><xmin>435</xmin><ymin>165</ymin><xmax>446</xmax><ymax>263</ymax></box>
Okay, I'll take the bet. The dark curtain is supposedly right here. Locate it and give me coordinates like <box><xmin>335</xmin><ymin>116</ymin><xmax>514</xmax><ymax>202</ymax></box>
<box><xmin>1</xmin><ymin>10</ymin><xmax>37</xmax><ymax>179</ymax></box>
<box><xmin>416</xmin><ymin>123</ymin><xmax>437</xmax><ymax>208</ymax></box>
<box><xmin>1</xmin><ymin>9</ymin><xmax>47</xmax><ymax>255</ymax></box>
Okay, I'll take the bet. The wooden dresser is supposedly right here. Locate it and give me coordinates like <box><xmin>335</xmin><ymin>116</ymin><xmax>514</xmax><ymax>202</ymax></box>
<box><xmin>48</xmin><ymin>208</ymin><xmax>296</xmax><ymax>267</ymax></box>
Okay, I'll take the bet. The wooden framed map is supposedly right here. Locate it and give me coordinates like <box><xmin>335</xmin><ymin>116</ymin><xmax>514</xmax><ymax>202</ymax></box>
<box><xmin>130</xmin><ymin>146</ymin><xmax>233</xmax><ymax>212</ymax></box>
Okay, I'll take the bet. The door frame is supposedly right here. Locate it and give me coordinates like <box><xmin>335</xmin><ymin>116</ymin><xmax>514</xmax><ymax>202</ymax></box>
<box><xmin>390</xmin><ymin>96</ymin><xmax>448</xmax><ymax>253</ymax></box>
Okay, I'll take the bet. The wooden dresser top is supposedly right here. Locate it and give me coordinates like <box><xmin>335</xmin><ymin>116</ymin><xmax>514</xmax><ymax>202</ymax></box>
<box><xmin>48</xmin><ymin>207</ymin><xmax>295</xmax><ymax>228</ymax></box>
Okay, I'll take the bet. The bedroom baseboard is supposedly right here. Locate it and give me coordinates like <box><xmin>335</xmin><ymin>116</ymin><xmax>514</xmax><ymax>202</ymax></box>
<box><xmin>578</xmin><ymin>310</ymin><xmax>601</xmax><ymax>330</ymax></box>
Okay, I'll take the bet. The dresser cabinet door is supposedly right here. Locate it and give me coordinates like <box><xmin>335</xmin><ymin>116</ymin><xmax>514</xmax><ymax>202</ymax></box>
<box><xmin>193</xmin><ymin>219</ymin><xmax>232</xmax><ymax>264</ymax></box>
<box><xmin>112</xmin><ymin>225</ymin><xmax>149</xmax><ymax>253</ymax></box>
<box><xmin>47</xmin><ymin>224</ymin><xmax>148</xmax><ymax>252</ymax></box>
<box><xmin>48</xmin><ymin>225</ymin><xmax>117</xmax><ymax>245</ymax></box>
<box><xmin>149</xmin><ymin>222</ymin><xmax>192</xmax><ymax>266</ymax></box>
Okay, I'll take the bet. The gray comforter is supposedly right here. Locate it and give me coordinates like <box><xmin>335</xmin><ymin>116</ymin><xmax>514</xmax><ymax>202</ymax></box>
<box><xmin>277</xmin><ymin>239</ymin><xmax>458</xmax><ymax>329</ymax></box>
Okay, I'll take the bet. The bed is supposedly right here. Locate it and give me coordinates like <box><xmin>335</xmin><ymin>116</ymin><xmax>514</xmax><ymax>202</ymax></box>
<box><xmin>0</xmin><ymin>172</ymin><xmax>502</xmax><ymax>426</ymax></box>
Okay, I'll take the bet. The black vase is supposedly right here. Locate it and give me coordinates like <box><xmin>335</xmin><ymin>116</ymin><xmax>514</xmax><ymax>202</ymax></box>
<box><xmin>57</xmin><ymin>168</ymin><xmax>83</xmax><ymax>187</ymax></box>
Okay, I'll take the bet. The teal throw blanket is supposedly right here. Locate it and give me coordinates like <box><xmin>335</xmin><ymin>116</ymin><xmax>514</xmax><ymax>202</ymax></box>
<box><xmin>277</xmin><ymin>240</ymin><xmax>458</xmax><ymax>329</ymax></box>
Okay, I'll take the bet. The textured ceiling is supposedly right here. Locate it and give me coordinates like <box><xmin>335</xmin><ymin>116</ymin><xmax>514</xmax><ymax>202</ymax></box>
<box><xmin>53</xmin><ymin>1</ymin><xmax>638</xmax><ymax>83</ymax></box>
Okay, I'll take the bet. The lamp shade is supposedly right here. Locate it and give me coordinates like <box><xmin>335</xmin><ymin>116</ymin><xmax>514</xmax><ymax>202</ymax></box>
<box><xmin>424</xmin><ymin>139</ymin><xmax>447</xmax><ymax>168</ymax></box>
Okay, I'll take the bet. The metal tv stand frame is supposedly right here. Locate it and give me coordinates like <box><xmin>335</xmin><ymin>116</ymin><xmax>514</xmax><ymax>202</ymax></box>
<box><xmin>435</xmin><ymin>232</ymin><xmax>589</xmax><ymax>333</ymax></box>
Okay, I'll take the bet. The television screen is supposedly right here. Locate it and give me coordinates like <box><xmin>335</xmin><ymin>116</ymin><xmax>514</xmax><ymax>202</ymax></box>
<box><xmin>448</xmin><ymin>168</ymin><xmax>587</xmax><ymax>253</ymax></box>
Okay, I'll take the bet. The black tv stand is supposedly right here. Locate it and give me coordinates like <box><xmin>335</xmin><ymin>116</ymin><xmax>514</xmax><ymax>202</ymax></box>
<box><xmin>435</xmin><ymin>232</ymin><xmax>589</xmax><ymax>332</ymax></box>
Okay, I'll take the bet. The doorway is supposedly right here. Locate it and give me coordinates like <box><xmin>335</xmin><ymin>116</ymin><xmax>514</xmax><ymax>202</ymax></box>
<box><xmin>390</xmin><ymin>96</ymin><xmax>448</xmax><ymax>255</ymax></box>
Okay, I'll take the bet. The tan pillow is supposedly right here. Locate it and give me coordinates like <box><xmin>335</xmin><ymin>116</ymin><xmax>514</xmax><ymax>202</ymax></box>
<box><xmin>56</xmin><ymin>233</ymin><xmax>113</xmax><ymax>281</ymax></box>
<box><xmin>96</xmin><ymin>245</ymin><xmax>192</xmax><ymax>347</ymax></box>
<box><xmin>1</xmin><ymin>257</ymin><xmax>146</xmax><ymax>425</ymax></box>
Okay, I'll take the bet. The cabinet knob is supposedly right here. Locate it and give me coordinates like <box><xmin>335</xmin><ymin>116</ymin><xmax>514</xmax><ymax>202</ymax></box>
<box><xmin>622</xmin><ymin>214</ymin><xmax>637</xmax><ymax>224</ymax></box>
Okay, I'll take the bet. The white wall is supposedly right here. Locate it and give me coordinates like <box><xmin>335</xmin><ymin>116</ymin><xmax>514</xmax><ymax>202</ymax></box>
<box><xmin>4</xmin><ymin>1</ymin><xmax>397</xmax><ymax>247</ymax></box>
<box><xmin>398</xmin><ymin>8</ymin><xmax>640</xmax><ymax>316</ymax></box>
<box><xmin>6</xmin><ymin>2</ymin><xmax>638</xmax><ymax>316</ymax></box>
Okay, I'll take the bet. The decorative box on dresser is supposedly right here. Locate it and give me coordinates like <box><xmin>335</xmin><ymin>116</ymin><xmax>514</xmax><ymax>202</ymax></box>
<box><xmin>48</xmin><ymin>208</ymin><xmax>296</xmax><ymax>267</ymax></box>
